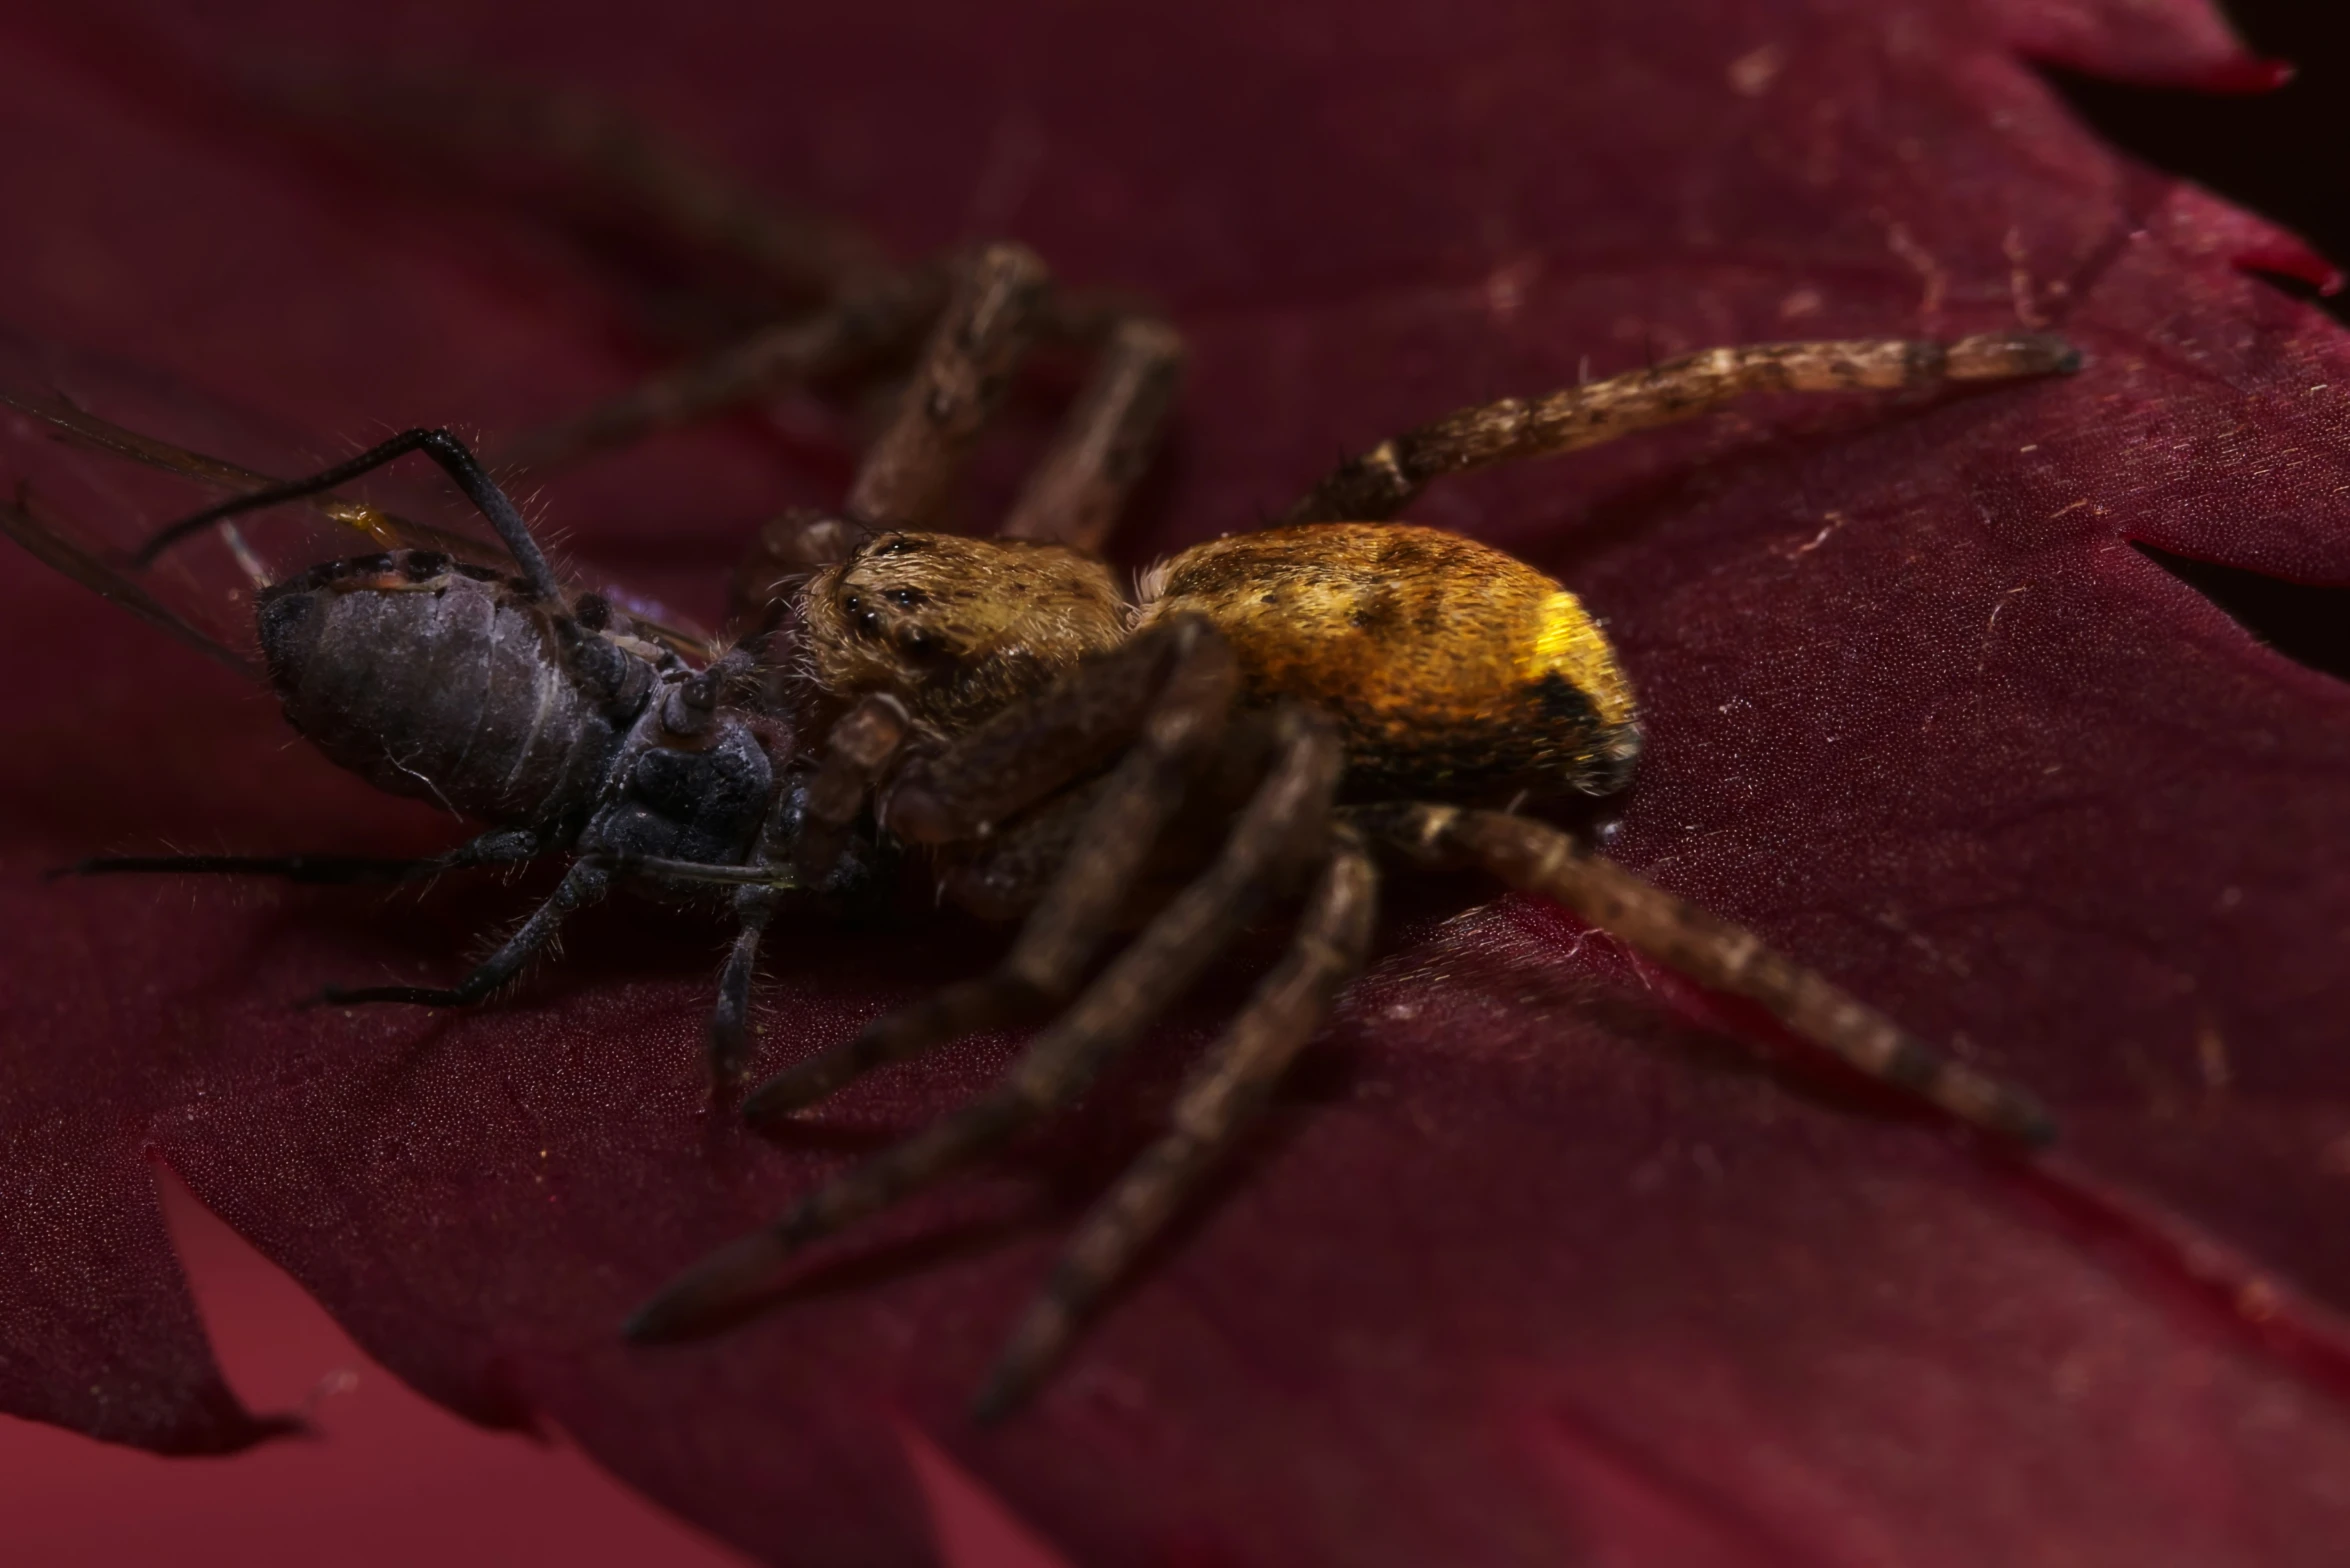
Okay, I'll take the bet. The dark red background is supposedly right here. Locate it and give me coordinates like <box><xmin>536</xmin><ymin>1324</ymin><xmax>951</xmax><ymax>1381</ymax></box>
<box><xmin>3</xmin><ymin>2</ymin><xmax>2349</xmax><ymax>1565</ymax></box>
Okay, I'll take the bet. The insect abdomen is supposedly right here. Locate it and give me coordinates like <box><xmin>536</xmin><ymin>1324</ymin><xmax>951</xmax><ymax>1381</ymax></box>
<box><xmin>1138</xmin><ymin>523</ymin><xmax>1641</xmax><ymax>801</ymax></box>
<box><xmin>256</xmin><ymin>555</ymin><xmax>648</xmax><ymax>830</ymax></box>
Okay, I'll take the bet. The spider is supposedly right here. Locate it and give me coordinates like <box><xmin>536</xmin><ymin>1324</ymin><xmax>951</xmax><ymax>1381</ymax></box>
<box><xmin>572</xmin><ymin>242</ymin><xmax>2079</xmax><ymax>1418</ymax></box>
<box><xmin>92</xmin><ymin>232</ymin><xmax>2075</xmax><ymax>1422</ymax></box>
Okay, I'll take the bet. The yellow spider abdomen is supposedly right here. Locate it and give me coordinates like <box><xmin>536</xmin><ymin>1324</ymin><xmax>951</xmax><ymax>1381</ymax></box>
<box><xmin>1137</xmin><ymin>522</ymin><xmax>1641</xmax><ymax>800</ymax></box>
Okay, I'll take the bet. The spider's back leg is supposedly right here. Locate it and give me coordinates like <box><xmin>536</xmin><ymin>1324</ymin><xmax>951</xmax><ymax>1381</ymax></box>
<box><xmin>975</xmin><ymin>822</ymin><xmax>1380</xmax><ymax>1420</ymax></box>
<box><xmin>1359</xmin><ymin>802</ymin><xmax>2055</xmax><ymax>1145</ymax></box>
<box><xmin>1284</xmin><ymin>332</ymin><xmax>2081</xmax><ymax>524</ymax></box>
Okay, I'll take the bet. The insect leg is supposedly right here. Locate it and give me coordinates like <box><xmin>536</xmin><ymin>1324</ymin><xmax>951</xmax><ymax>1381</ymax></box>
<box><xmin>743</xmin><ymin>618</ymin><xmax>1239</xmax><ymax>1121</ymax></box>
<box><xmin>1284</xmin><ymin>332</ymin><xmax>2084</xmax><ymax>524</ymax></box>
<box><xmin>998</xmin><ymin>316</ymin><xmax>1187</xmax><ymax>554</ymax></box>
<box><xmin>973</xmin><ymin>825</ymin><xmax>1378</xmax><ymax>1420</ymax></box>
<box><xmin>136</xmin><ymin>429</ymin><xmax>565</xmax><ymax>599</ymax></box>
<box><xmin>843</xmin><ymin>243</ymin><xmax>1051</xmax><ymax>528</ymax></box>
<box><xmin>316</xmin><ymin>858</ymin><xmax>608</xmax><ymax>1008</ymax></box>
<box><xmin>706</xmin><ymin>884</ymin><xmax>780</xmax><ymax>1091</ymax></box>
<box><xmin>629</xmin><ymin>708</ymin><xmax>1342</xmax><ymax>1345</ymax></box>
<box><xmin>1359</xmin><ymin>804</ymin><xmax>2054</xmax><ymax>1144</ymax></box>
<box><xmin>63</xmin><ymin>827</ymin><xmax>543</xmax><ymax>885</ymax></box>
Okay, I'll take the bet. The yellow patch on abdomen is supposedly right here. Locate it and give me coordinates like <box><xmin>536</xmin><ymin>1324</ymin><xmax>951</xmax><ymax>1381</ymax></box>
<box><xmin>1528</xmin><ymin>589</ymin><xmax>1635</xmax><ymax>730</ymax></box>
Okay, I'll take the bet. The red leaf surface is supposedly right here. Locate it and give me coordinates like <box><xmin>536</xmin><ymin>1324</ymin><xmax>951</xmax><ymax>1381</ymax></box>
<box><xmin>5</xmin><ymin>2</ymin><xmax>2350</xmax><ymax>1563</ymax></box>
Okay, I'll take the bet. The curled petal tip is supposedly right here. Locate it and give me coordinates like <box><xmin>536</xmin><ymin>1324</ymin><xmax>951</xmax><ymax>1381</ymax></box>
<box><xmin>2198</xmin><ymin>55</ymin><xmax>2295</xmax><ymax>95</ymax></box>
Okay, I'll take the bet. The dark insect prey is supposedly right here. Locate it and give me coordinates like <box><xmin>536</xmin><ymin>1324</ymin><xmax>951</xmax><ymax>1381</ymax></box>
<box><xmin>4</xmin><ymin>236</ymin><xmax>2081</xmax><ymax>1420</ymax></box>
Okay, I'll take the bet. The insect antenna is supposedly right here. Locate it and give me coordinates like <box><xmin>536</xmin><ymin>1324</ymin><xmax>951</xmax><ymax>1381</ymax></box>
<box><xmin>134</xmin><ymin>427</ymin><xmax>565</xmax><ymax>600</ymax></box>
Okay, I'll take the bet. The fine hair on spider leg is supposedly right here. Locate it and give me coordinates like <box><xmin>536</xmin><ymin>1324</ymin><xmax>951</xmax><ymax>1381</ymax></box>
<box><xmin>1354</xmin><ymin>802</ymin><xmax>2054</xmax><ymax>1145</ymax></box>
<box><xmin>1284</xmin><ymin>331</ymin><xmax>2083</xmax><ymax>524</ymax></box>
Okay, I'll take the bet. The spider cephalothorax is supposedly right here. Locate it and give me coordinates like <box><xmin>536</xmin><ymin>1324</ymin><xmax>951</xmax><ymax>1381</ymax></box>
<box><xmin>797</xmin><ymin>530</ymin><xmax>1128</xmax><ymax>738</ymax></box>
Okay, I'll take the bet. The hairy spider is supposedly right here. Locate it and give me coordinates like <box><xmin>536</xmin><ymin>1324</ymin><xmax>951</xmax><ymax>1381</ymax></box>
<box><xmin>589</xmin><ymin>243</ymin><xmax>2081</xmax><ymax>1418</ymax></box>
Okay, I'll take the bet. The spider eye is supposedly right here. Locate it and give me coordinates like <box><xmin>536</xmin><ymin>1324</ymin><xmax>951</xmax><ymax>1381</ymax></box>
<box><xmin>886</xmin><ymin>587</ymin><xmax>924</xmax><ymax>609</ymax></box>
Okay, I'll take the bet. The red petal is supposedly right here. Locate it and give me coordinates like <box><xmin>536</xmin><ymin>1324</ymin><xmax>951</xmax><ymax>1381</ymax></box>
<box><xmin>3</xmin><ymin>2</ymin><xmax>2348</xmax><ymax>1563</ymax></box>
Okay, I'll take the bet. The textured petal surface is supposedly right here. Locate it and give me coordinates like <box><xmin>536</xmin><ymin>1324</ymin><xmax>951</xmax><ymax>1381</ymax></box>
<box><xmin>2</xmin><ymin>2</ymin><xmax>2348</xmax><ymax>1564</ymax></box>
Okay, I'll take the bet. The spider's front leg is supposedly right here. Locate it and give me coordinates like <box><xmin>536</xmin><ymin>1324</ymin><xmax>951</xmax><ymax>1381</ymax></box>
<box><xmin>1358</xmin><ymin>803</ymin><xmax>2054</xmax><ymax>1144</ymax></box>
<box><xmin>502</xmin><ymin>235</ymin><xmax>1051</xmax><ymax>484</ymax></box>
<box><xmin>841</xmin><ymin>243</ymin><xmax>1051</xmax><ymax>528</ymax></box>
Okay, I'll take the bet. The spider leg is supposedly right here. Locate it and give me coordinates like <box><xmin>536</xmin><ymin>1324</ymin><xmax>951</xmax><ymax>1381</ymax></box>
<box><xmin>496</xmin><ymin>271</ymin><xmax>946</xmax><ymax>473</ymax></box>
<box><xmin>999</xmin><ymin>316</ymin><xmax>1186</xmax><ymax>554</ymax></box>
<box><xmin>843</xmin><ymin>243</ymin><xmax>1051</xmax><ymax>528</ymax></box>
<box><xmin>61</xmin><ymin>827</ymin><xmax>543</xmax><ymax>885</ymax></box>
<box><xmin>491</xmin><ymin>258</ymin><xmax>1151</xmax><ymax>480</ymax></box>
<box><xmin>282</xmin><ymin>68</ymin><xmax>889</xmax><ymax>302</ymax></box>
<box><xmin>1284</xmin><ymin>332</ymin><xmax>2083</xmax><ymax>524</ymax></box>
<box><xmin>974</xmin><ymin>825</ymin><xmax>1379</xmax><ymax>1420</ymax></box>
<box><xmin>628</xmin><ymin>707</ymin><xmax>1343</xmax><ymax>1345</ymax></box>
<box><xmin>136</xmin><ymin>428</ymin><xmax>564</xmax><ymax>600</ymax></box>
<box><xmin>315</xmin><ymin>859</ymin><xmax>609</xmax><ymax>1008</ymax></box>
<box><xmin>746</xmin><ymin>617</ymin><xmax>1240</xmax><ymax>1120</ymax></box>
<box><xmin>1360</xmin><ymin>804</ymin><xmax>2054</xmax><ymax>1144</ymax></box>
<box><xmin>707</xmin><ymin>884</ymin><xmax>780</xmax><ymax>1090</ymax></box>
